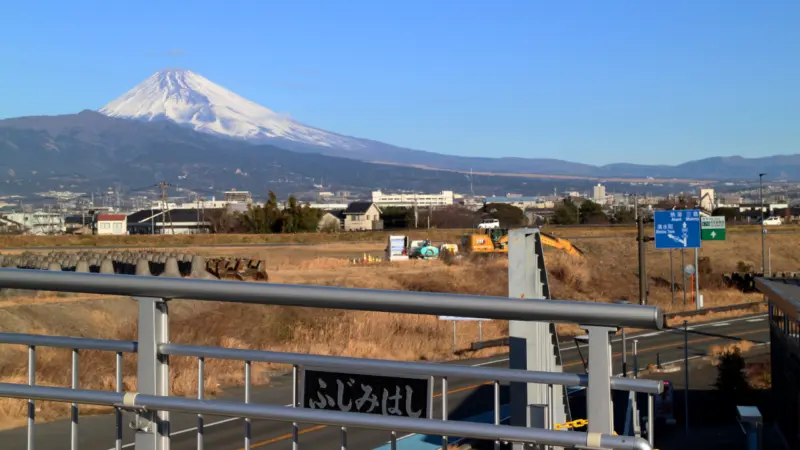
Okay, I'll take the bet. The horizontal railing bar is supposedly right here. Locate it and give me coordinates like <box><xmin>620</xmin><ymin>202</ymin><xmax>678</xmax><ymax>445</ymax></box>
<box><xmin>0</xmin><ymin>270</ymin><xmax>663</xmax><ymax>329</ymax></box>
<box><xmin>0</xmin><ymin>383</ymin><xmax>652</xmax><ymax>450</ymax></box>
<box><xmin>0</xmin><ymin>333</ymin><xmax>137</xmax><ymax>353</ymax></box>
<box><xmin>161</xmin><ymin>343</ymin><xmax>663</xmax><ymax>394</ymax></box>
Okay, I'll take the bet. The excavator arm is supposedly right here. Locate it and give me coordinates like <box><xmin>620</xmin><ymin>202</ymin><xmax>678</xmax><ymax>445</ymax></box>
<box><xmin>539</xmin><ymin>232</ymin><xmax>584</xmax><ymax>257</ymax></box>
<box><xmin>467</xmin><ymin>228</ymin><xmax>584</xmax><ymax>257</ymax></box>
<box><xmin>491</xmin><ymin>231</ymin><xmax>583</xmax><ymax>257</ymax></box>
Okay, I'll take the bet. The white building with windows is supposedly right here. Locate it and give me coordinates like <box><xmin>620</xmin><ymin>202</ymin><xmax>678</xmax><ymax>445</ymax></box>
<box><xmin>0</xmin><ymin>212</ymin><xmax>65</xmax><ymax>235</ymax></box>
<box><xmin>593</xmin><ymin>184</ymin><xmax>607</xmax><ymax>205</ymax></box>
<box><xmin>95</xmin><ymin>214</ymin><xmax>128</xmax><ymax>235</ymax></box>
<box><xmin>371</xmin><ymin>190</ymin><xmax>455</xmax><ymax>207</ymax></box>
<box><xmin>699</xmin><ymin>188</ymin><xmax>715</xmax><ymax>212</ymax></box>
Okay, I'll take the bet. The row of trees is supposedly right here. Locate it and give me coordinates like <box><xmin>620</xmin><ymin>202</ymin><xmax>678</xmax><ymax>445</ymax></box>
<box><xmin>208</xmin><ymin>194</ymin><xmax>651</xmax><ymax>234</ymax></box>
<box><xmin>551</xmin><ymin>198</ymin><xmax>636</xmax><ymax>225</ymax></box>
<box><xmin>209</xmin><ymin>191</ymin><xmax>323</xmax><ymax>234</ymax></box>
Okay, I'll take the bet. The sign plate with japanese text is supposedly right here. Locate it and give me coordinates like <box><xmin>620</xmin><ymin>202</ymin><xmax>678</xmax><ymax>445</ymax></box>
<box><xmin>653</xmin><ymin>209</ymin><xmax>701</xmax><ymax>249</ymax></box>
<box><xmin>302</xmin><ymin>368</ymin><xmax>430</xmax><ymax>418</ymax></box>
<box><xmin>700</xmin><ymin>215</ymin><xmax>726</xmax><ymax>241</ymax></box>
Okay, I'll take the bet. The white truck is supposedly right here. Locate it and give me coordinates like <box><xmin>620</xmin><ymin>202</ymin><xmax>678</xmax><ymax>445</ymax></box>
<box><xmin>477</xmin><ymin>218</ymin><xmax>500</xmax><ymax>229</ymax></box>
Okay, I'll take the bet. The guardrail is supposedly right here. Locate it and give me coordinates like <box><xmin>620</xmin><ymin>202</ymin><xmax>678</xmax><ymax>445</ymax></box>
<box><xmin>0</xmin><ymin>231</ymin><xmax>663</xmax><ymax>450</ymax></box>
<box><xmin>472</xmin><ymin>303</ymin><xmax>765</xmax><ymax>351</ymax></box>
<box><xmin>663</xmin><ymin>301</ymin><xmax>766</xmax><ymax>321</ymax></box>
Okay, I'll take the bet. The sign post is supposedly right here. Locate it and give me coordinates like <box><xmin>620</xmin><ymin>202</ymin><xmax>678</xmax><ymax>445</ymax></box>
<box><xmin>700</xmin><ymin>216</ymin><xmax>726</xmax><ymax>241</ymax></box>
<box><xmin>654</xmin><ymin>210</ymin><xmax>702</xmax><ymax>308</ymax></box>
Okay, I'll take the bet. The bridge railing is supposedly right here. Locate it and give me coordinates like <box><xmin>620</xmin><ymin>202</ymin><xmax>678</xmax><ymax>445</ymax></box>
<box><xmin>0</xmin><ymin>255</ymin><xmax>663</xmax><ymax>450</ymax></box>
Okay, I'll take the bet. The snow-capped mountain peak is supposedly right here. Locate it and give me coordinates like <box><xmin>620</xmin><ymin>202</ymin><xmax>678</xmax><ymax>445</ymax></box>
<box><xmin>99</xmin><ymin>69</ymin><xmax>363</xmax><ymax>149</ymax></box>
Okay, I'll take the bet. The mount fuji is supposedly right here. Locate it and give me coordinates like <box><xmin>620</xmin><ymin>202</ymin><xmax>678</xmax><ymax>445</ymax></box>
<box><xmin>99</xmin><ymin>69</ymin><xmax>368</xmax><ymax>152</ymax></box>
<box><xmin>98</xmin><ymin>69</ymin><xmax>602</xmax><ymax>176</ymax></box>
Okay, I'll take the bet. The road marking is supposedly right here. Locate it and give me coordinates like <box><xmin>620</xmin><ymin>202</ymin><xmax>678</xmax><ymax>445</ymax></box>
<box><xmin>249</xmin><ymin>425</ymin><xmax>326</xmax><ymax>449</ymax></box>
<box><xmin>102</xmin><ymin>314</ymin><xmax>765</xmax><ymax>449</ymax></box>
<box><xmin>558</xmin><ymin>314</ymin><xmax>766</xmax><ymax>351</ymax></box>
<box><xmin>711</xmin><ymin>322</ymin><xmax>730</xmax><ymax>327</ymax></box>
<box><xmin>375</xmin><ymin>406</ymin><xmax>512</xmax><ymax>450</ymax></box>
<box><xmin>624</xmin><ymin>342</ymin><xmax>770</xmax><ymax>376</ymax></box>
<box><xmin>242</xmin><ymin>326</ymin><xmax>769</xmax><ymax>448</ymax></box>
<box><xmin>109</xmin><ymin>416</ymin><xmax>244</xmax><ymax>449</ymax></box>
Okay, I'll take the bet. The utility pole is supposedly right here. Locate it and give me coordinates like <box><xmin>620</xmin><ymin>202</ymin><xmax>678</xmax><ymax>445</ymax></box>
<box><xmin>413</xmin><ymin>195</ymin><xmax>419</xmax><ymax>228</ymax></box>
<box><xmin>150</xmin><ymin>199</ymin><xmax>155</xmax><ymax>235</ymax></box>
<box><xmin>469</xmin><ymin>168</ymin><xmax>474</xmax><ymax>197</ymax></box>
<box><xmin>637</xmin><ymin>215</ymin><xmax>650</xmax><ymax>305</ymax></box>
<box><xmin>634</xmin><ymin>193</ymin><xmax>638</xmax><ymax>222</ymax></box>
<box><xmin>157</xmin><ymin>181</ymin><xmax>175</xmax><ymax>235</ymax></box>
<box><xmin>759</xmin><ymin>173</ymin><xmax>767</xmax><ymax>275</ymax></box>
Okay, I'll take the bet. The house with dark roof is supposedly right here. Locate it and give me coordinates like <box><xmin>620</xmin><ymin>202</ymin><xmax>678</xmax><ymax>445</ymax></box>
<box><xmin>343</xmin><ymin>202</ymin><xmax>383</xmax><ymax>231</ymax></box>
<box><xmin>127</xmin><ymin>208</ymin><xmax>222</xmax><ymax>235</ymax></box>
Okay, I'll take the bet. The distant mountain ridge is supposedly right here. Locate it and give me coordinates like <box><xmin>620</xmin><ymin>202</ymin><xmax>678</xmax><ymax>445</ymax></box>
<box><xmin>92</xmin><ymin>69</ymin><xmax>798</xmax><ymax>181</ymax></box>
<box><xmin>3</xmin><ymin>110</ymin><xmax>652</xmax><ymax>196</ymax></box>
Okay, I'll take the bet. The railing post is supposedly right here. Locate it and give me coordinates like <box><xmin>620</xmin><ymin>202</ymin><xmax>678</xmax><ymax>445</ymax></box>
<box><xmin>134</xmin><ymin>296</ymin><xmax>170</xmax><ymax>450</ymax></box>
<box><xmin>582</xmin><ymin>325</ymin><xmax>617</xmax><ymax>437</ymax></box>
<box><xmin>508</xmin><ymin>228</ymin><xmax>566</xmax><ymax>450</ymax></box>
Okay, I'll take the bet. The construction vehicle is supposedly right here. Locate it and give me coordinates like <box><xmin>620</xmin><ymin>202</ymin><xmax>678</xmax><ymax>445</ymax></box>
<box><xmin>409</xmin><ymin>240</ymin><xmax>441</xmax><ymax>260</ymax></box>
<box><xmin>461</xmin><ymin>228</ymin><xmax>584</xmax><ymax>257</ymax></box>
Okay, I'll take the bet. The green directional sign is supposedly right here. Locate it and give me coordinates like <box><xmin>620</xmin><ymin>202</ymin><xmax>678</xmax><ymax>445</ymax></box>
<box><xmin>701</xmin><ymin>216</ymin><xmax>726</xmax><ymax>241</ymax></box>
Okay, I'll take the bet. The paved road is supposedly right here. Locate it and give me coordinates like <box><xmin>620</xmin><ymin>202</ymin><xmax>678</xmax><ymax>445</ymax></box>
<box><xmin>1</xmin><ymin>314</ymin><xmax>769</xmax><ymax>450</ymax></box>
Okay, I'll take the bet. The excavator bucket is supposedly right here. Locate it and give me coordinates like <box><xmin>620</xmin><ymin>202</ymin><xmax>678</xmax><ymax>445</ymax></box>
<box><xmin>206</xmin><ymin>257</ymin><xmax>269</xmax><ymax>281</ymax></box>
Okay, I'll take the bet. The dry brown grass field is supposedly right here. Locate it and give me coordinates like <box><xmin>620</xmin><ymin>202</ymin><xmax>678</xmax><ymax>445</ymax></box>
<box><xmin>1</xmin><ymin>221</ymin><xmax>794</xmax><ymax>248</ymax></box>
<box><xmin>0</xmin><ymin>226</ymin><xmax>788</xmax><ymax>426</ymax></box>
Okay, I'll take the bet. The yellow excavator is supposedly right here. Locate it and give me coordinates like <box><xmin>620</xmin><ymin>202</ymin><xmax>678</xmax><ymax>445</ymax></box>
<box><xmin>461</xmin><ymin>228</ymin><xmax>584</xmax><ymax>257</ymax></box>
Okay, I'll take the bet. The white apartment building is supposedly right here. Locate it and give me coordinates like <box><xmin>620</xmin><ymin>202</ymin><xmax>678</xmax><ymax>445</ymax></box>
<box><xmin>592</xmin><ymin>184</ymin><xmax>606</xmax><ymax>204</ymax></box>
<box><xmin>0</xmin><ymin>212</ymin><xmax>65</xmax><ymax>235</ymax></box>
<box><xmin>150</xmin><ymin>190</ymin><xmax>254</xmax><ymax>210</ymax></box>
<box><xmin>699</xmin><ymin>188</ymin><xmax>715</xmax><ymax>212</ymax></box>
<box><xmin>371</xmin><ymin>190</ymin><xmax>455</xmax><ymax>207</ymax></box>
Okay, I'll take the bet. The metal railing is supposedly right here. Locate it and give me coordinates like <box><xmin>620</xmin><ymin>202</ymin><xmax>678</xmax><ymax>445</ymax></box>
<box><xmin>0</xmin><ymin>243</ymin><xmax>663</xmax><ymax>450</ymax></box>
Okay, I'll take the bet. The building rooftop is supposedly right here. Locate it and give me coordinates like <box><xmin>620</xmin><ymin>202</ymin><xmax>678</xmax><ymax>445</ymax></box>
<box><xmin>345</xmin><ymin>202</ymin><xmax>374</xmax><ymax>214</ymax></box>
<box><xmin>484</xmin><ymin>196</ymin><xmax>540</xmax><ymax>203</ymax></box>
<box><xmin>97</xmin><ymin>214</ymin><xmax>127</xmax><ymax>221</ymax></box>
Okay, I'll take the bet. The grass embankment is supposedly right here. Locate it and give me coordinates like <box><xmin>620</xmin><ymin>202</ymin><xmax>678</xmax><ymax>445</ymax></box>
<box><xmin>0</xmin><ymin>230</ymin><xmax>468</xmax><ymax>249</ymax></box>
<box><xmin>2</xmin><ymin>221</ymin><xmax>793</xmax><ymax>249</ymax></box>
<box><xmin>0</xmin><ymin>227</ymin><xmax>788</xmax><ymax>426</ymax></box>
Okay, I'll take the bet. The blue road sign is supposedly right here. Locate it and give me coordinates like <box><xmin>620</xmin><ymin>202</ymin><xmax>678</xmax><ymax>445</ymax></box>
<box><xmin>653</xmin><ymin>210</ymin><xmax>701</xmax><ymax>249</ymax></box>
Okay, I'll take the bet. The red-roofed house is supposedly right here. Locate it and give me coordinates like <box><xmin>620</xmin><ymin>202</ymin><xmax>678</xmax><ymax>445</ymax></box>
<box><xmin>95</xmin><ymin>214</ymin><xmax>128</xmax><ymax>235</ymax></box>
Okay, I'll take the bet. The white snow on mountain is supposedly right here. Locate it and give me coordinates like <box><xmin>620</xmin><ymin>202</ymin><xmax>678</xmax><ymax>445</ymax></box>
<box><xmin>99</xmin><ymin>69</ymin><xmax>366</xmax><ymax>150</ymax></box>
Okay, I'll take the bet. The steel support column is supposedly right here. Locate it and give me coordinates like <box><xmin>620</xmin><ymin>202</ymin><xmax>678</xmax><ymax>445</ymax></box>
<box><xmin>583</xmin><ymin>325</ymin><xmax>617</xmax><ymax>436</ymax></box>
<box><xmin>135</xmin><ymin>296</ymin><xmax>171</xmax><ymax>450</ymax></box>
<box><xmin>508</xmin><ymin>229</ymin><xmax>566</xmax><ymax>449</ymax></box>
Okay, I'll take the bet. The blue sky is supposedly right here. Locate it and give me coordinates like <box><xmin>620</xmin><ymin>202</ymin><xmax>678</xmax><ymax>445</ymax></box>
<box><xmin>1</xmin><ymin>0</ymin><xmax>798</xmax><ymax>165</ymax></box>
